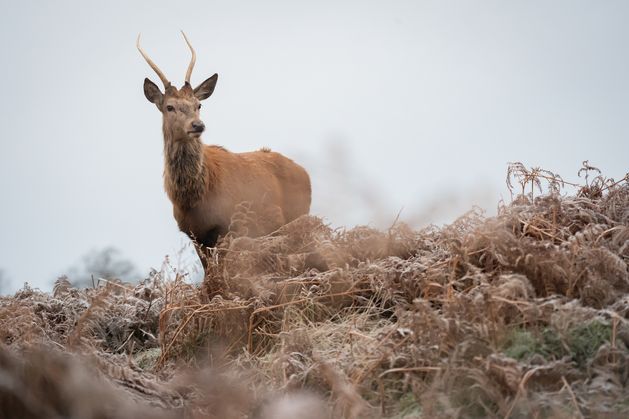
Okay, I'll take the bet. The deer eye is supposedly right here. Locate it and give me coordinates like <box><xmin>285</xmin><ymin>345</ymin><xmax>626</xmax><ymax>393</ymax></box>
<box><xmin>198</xmin><ymin>104</ymin><xmax>202</xmax><ymax>110</ymax></box>
<box><xmin>166</xmin><ymin>105</ymin><xmax>175</xmax><ymax>112</ymax></box>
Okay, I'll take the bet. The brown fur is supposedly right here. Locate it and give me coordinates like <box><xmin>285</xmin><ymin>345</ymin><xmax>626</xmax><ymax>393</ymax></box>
<box><xmin>144</xmin><ymin>81</ymin><xmax>311</xmax><ymax>263</ymax></box>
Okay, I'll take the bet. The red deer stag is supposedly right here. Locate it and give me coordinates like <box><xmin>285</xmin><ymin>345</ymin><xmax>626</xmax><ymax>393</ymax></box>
<box><xmin>137</xmin><ymin>32</ymin><xmax>311</xmax><ymax>268</ymax></box>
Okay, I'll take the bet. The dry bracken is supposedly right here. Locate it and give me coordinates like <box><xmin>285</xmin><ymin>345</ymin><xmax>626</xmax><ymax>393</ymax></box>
<box><xmin>0</xmin><ymin>165</ymin><xmax>628</xmax><ymax>418</ymax></box>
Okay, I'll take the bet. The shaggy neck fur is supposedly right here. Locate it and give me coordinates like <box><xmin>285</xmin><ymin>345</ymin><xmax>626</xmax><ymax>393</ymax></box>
<box><xmin>163</xmin><ymin>129</ymin><xmax>207</xmax><ymax>209</ymax></box>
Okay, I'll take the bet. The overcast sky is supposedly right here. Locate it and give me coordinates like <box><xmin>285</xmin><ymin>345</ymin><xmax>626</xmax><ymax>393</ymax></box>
<box><xmin>0</xmin><ymin>0</ymin><xmax>627</xmax><ymax>292</ymax></box>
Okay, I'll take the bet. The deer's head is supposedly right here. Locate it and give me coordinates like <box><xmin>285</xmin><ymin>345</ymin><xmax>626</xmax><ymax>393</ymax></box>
<box><xmin>138</xmin><ymin>32</ymin><xmax>217</xmax><ymax>140</ymax></box>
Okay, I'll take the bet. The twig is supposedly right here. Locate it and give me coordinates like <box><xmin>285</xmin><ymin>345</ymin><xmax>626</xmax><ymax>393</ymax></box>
<box><xmin>594</xmin><ymin>226</ymin><xmax>625</xmax><ymax>245</ymax></box>
<box><xmin>378</xmin><ymin>366</ymin><xmax>441</xmax><ymax>378</ymax></box>
<box><xmin>504</xmin><ymin>366</ymin><xmax>541</xmax><ymax>419</ymax></box>
<box><xmin>600</xmin><ymin>173</ymin><xmax>629</xmax><ymax>192</ymax></box>
<box><xmin>519</xmin><ymin>219</ymin><xmax>564</xmax><ymax>242</ymax></box>
<box><xmin>115</xmin><ymin>330</ymin><xmax>135</xmax><ymax>353</ymax></box>
<box><xmin>387</xmin><ymin>207</ymin><xmax>404</xmax><ymax>232</ymax></box>
<box><xmin>561</xmin><ymin>376</ymin><xmax>584</xmax><ymax>419</ymax></box>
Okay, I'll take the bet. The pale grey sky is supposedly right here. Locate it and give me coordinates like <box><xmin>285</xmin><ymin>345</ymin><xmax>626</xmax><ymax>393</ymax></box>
<box><xmin>1</xmin><ymin>0</ymin><xmax>628</xmax><ymax>292</ymax></box>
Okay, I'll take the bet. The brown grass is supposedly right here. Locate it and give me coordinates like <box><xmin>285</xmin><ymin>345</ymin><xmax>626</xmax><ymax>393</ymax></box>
<box><xmin>0</xmin><ymin>163</ymin><xmax>628</xmax><ymax>418</ymax></box>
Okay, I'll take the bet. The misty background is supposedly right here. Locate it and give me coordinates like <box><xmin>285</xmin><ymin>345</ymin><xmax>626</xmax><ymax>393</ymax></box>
<box><xmin>0</xmin><ymin>0</ymin><xmax>628</xmax><ymax>293</ymax></box>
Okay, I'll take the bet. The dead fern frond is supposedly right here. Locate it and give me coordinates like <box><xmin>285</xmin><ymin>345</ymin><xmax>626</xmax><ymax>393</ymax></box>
<box><xmin>507</xmin><ymin>162</ymin><xmax>566</xmax><ymax>199</ymax></box>
<box><xmin>577</xmin><ymin>160</ymin><xmax>602</xmax><ymax>186</ymax></box>
<box><xmin>53</xmin><ymin>276</ymin><xmax>73</xmax><ymax>298</ymax></box>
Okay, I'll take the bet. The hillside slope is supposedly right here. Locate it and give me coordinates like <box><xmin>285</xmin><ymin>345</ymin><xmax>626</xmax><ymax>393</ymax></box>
<box><xmin>1</xmin><ymin>167</ymin><xmax>628</xmax><ymax>418</ymax></box>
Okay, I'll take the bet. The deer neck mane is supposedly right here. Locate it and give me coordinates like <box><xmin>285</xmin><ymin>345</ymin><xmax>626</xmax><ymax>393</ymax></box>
<box><xmin>163</xmin><ymin>131</ymin><xmax>208</xmax><ymax>209</ymax></box>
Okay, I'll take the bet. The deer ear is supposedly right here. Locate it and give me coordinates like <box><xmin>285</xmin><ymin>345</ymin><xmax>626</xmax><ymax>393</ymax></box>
<box><xmin>194</xmin><ymin>74</ymin><xmax>218</xmax><ymax>101</ymax></box>
<box><xmin>143</xmin><ymin>78</ymin><xmax>163</xmax><ymax>108</ymax></box>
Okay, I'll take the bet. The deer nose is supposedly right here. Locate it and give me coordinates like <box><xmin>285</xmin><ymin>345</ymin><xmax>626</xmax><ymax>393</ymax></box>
<box><xmin>191</xmin><ymin>121</ymin><xmax>205</xmax><ymax>133</ymax></box>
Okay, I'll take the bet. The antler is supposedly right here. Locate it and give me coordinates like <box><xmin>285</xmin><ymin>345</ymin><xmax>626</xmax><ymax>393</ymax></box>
<box><xmin>181</xmin><ymin>31</ymin><xmax>196</xmax><ymax>85</ymax></box>
<box><xmin>136</xmin><ymin>33</ymin><xmax>170</xmax><ymax>87</ymax></box>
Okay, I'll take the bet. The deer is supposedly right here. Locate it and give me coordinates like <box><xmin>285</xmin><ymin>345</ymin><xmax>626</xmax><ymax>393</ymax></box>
<box><xmin>137</xmin><ymin>32</ymin><xmax>311</xmax><ymax>270</ymax></box>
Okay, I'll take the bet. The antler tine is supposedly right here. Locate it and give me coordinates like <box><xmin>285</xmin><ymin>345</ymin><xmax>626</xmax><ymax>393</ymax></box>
<box><xmin>136</xmin><ymin>33</ymin><xmax>170</xmax><ymax>88</ymax></box>
<box><xmin>181</xmin><ymin>31</ymin><xmax>196</xmax><ymax>85</ymax></box>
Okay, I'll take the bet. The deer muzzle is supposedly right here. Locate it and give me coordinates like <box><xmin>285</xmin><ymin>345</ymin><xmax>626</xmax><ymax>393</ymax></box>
<box><xmin>189</xmin><ymin>120</ymin><xmax>205</xmax><ymax>135</ymax></box>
